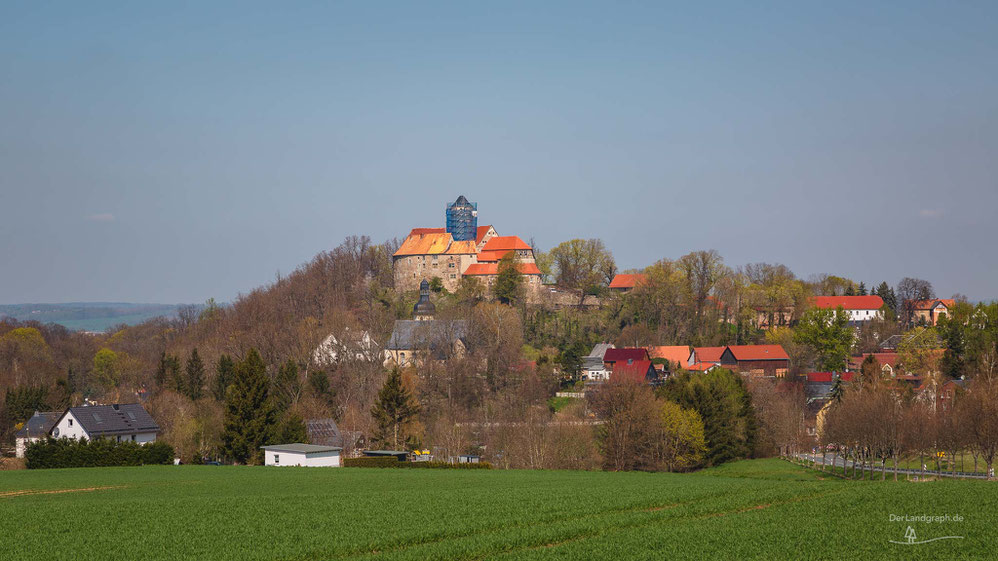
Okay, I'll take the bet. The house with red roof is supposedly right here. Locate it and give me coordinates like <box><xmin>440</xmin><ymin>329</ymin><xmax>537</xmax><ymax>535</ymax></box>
<box><xmin>809</xmin><ymin>295</ymin><xmax>884</xmax><ymax>324</ymax></box>
<box><xmin>648</xmin><ymin>346</ymin><xmax>690</xmax><ymax>373</ymax></box>
<box><xmin>687</xmin><ymin>346</ymin><xmax>725</xmax><ymax>367</ymax></box>
<box><xmin>609</xmin><ymin>273</ymin><xmax>647</xmax><ymax>292</ymax></box>
<box><xmin>610</xmin><ymin>360</ymin><xmax>658</xmax><ymax>385</ymax></box>
<box><xmin>719</xmin><ymin>345</ymin><xmax>790</xmax><ymax>377</ymax></box>
<box><xmin>910</xmin><ymin>299</ymin><xmax>956</xmax><ymax>326</ymax></box>
<box><xmin>603</xmin><ymin>347</ymin><xmax>651</xmax><ymax>369</ymax></box>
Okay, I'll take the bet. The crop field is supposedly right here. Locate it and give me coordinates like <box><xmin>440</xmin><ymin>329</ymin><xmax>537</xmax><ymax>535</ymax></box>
<box><xmin>0</xmin><ymin>459</ymin><xmax>993</xmax><ymax>560</ymax></box>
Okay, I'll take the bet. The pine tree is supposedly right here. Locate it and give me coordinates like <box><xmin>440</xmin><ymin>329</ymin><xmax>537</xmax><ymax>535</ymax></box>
<box><xmin>858</xmin><ymin>281</ymin><xmax>867</xmax><ymax>296</ymax></box>
<box><xmin>212</xmin><ymin>354</ymin><xmax>235</xmax><ymax>401</ymax></box>
<box><xmin>222</xmin><ymin>349</ymin><xmax>277</xmax><ymax>464</ymax></box>
<box><xmin>277</xmin><ymin>412</ymin><xmax>308</xmax><ymax>444</ymax></box>
<box><xmin>308</xmin><ymin>370</ymin><xmax>336</xmax><ymax>408</ymax></box>
<box><xmin>185</xmin><ymin>348</ymin><xmax>205</xmax><ymax>401</ymax></box>
<box><xmin>371</xmin><ymin>369</ymin><xmax>420</xmax><ymax>450</ymax></box>
<box><xmin>273</xmin><ymin>360</ymin><xmax>301</xmax><ymax>414</ymax></box>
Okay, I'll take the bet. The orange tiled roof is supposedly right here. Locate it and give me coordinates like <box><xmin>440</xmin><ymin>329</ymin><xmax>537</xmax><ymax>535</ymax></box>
<box><xmin>394</xmin><ymin>231</ymin><xmax>454</xmax><ymax>256</ymax></box>
<box><xmin>647</xmin><ymin>346</ymin><xmax>690</xmax><ymax>364</ymax></box>
<box><xmin>911</xmin><ymin>299</ymin><xmax>956</xmax><ymax>310</ymax></box>
<box><xmin>409</xmin><ymin>227</ymin><xmax>446</xmax><ymax>236</ymax></box>
<box><xmin>476</xmin><ymin>250</ymin><xmax>512</xmax><ymax>262</ymax></box>
<box><xmin>724</xmin><ymin>345</ymin><xmax>790</xmax><ymax>361</ymax></box>
<box><xmin>480</xmin><ymin>236</ymin><xmax>532</xmax><ymax>252</ymax></box>
<box><xmin>687</xmin><ymin>362</ymin><xmax>718</xmax><ymax>372</ymax></box>
<box><xmin>463</xmin><ymin>262</ymin><xmax>542</xmax><ymax>276</ymax></box>
<box><xmin>810</xmin><ymin>295</ymin><xmax>884</xmax><ymax>310</ymax></box>
<box><xmin>445</xmin><ymin>240</ymin><xmax>478</xmax><ymax>254</ymax></box>
<box><xmin>692</xmin><ymin>346</ymin><xmax>725</xmax><ymax>363</ymax></box>
<box><xmin>476</xmin><ymin>225</ymin><xmax>494</xmax><ymax>245</ymax></box>
<box><xmin>609</xmin><ymin>273</ymin><xmax>647</xmax><ymax>289</ymax></box>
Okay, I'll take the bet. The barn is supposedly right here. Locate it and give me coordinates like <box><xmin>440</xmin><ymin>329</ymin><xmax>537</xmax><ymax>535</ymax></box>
<box><xmin>260</xmin><ymin>444</ymin><xmax>343</xmax><ymax>467</ymax></box>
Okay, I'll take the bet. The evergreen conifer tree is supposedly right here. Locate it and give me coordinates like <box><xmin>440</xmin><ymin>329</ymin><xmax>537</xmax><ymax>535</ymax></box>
<box><xmin>212</xmin><ymin>354</ymin><xmax>235</xmax><ymax>401</ymax></box>
<box><xmin>371</xmin><ymin>369</ymin><xmax>420</xmax><ymax>450</ymax></box>
<box><xmin>222</xmin><ymin>349</ymin><xmax>277</xmax><ymax>464</ymax></box>
<box><xmin>185</xmin><ymin>348</ymin><xmax>205</xmax><ymax>401</ymax></box>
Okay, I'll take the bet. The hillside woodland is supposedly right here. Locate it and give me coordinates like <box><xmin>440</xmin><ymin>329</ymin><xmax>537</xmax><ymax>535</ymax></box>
<box><xmin>3</xmin><ymin>236</ymin><xmax>997</xmax><ymax>471</ymax></box>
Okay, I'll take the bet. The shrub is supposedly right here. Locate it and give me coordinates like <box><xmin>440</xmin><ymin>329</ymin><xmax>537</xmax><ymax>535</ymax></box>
<box><xmin>25</xmin><ymin>438</ymin><xmax>176</xmax><ymax>469</ymax></box>
<box><xmin>343</xmin><ymin>456</ymin><xmax>400</xmax><ymax>468</ymax></box>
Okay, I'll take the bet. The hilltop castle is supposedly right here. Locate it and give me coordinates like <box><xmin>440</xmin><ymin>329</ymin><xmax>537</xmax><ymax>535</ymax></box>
<box><xmin>392</xmin><ymin>196</ymin><xmax>542</xmax><ymax>294</ymax></box>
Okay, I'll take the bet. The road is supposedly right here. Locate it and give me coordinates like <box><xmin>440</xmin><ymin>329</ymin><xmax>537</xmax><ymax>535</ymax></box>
<box><xmin>796</xmin><ymin>453</ymin><xmax>988</xmax><ymax>480</ymax></box>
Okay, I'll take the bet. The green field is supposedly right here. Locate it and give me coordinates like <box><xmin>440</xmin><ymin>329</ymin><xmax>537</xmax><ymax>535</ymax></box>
<box><xmin>0</xmin><ymin>459</ymin><xmax>992</xmax><ymax>560</ymax></box>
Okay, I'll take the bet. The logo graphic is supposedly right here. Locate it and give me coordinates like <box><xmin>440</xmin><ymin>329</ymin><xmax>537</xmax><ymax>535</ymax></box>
<box><xmin>889</xmin><ymin>526</ymin><xmax>964</xmax><ymax>546</ymax></box>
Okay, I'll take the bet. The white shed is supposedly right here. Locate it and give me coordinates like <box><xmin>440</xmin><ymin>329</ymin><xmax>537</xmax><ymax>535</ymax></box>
<box><xmin>261</xmin><ymin>444</ymin><xmax>342</xmax><ymax>467</ymax></box>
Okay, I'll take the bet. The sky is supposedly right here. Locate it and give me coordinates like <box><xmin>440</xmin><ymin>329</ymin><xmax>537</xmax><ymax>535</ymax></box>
<box><xmin>1</xmin><ymin>1</ymin><xmax>997</xmax><ymax>304</ymax></box>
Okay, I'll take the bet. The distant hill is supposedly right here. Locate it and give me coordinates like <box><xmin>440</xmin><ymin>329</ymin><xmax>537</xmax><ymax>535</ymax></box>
<box><xmin>0</xmin><ymin>302</ymin><xmax>183</xmax><ymax>332</ymax></box>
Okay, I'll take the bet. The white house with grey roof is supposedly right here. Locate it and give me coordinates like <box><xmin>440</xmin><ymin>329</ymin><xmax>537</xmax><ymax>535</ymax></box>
<box><xmin>261</xmin><ymin>443</ymin><xmax>342</xmax><ymax>467</ymax></box>
<box><xmin>49</xmin><ymin>404</ymin><xmax>160</xmax><ymax>444</ymax></box>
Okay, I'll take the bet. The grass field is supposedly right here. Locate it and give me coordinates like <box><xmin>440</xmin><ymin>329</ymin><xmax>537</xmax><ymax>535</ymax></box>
<box><xmin>0</xmin><ymin>459</ymin><xmax>993</xmax><ymax>560</ymax></box>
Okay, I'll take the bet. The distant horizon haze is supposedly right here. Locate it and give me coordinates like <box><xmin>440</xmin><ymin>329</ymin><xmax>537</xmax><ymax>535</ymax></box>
<box><xmin>2</xmin><ymin>2</ymin><xmax>996</xmax><ymax>304</ymax></box>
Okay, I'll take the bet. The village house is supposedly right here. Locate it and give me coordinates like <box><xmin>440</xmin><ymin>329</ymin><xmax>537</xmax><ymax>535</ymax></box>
<box><xmin>647</xmin><ymin>345</ymin><xmax>690</xmax><ymax>375</ymax></box>
<box><xmin>603</xmin><ymin>347</ymin><xmax>651</xmax><ymax>371</ymax></box>
<box><xmin>608</xmin><ymin>273</ymin><xmax>647</xmax><ymax>292</ymax></box>
<box><xmin>610</xmin><ymin>359</ymin><xmax>659</xmax><ymax>384</ymax></box>
<box><xmin>14</xmin><ymin>410</ymin><xmax>61</xmax><ymax>458</ymax></box>
<box><xmin>312</xmin><ymin>328</ymin><xmax>379</xmax><ymax>366</ymax></box>
<box><xmin>48</xmin><ymin>403</ymin><xmax>160</xmax><ymax>444</ymax></box>
<box><xmin>582</xmin><ymin>342</ymin><xmax>614</xmax><ymax>381</ymax></box>
<box><xmin>687</xmin><ymin>346</ymin><xmax>725</xmax><ymax>367</ymax></box>
<box><xmin>910</xmin><ymin>298</ymin><xmax>956</xmax><ymax>325</ymax></box>
<box><xmin>384</xmin><ymin>280</ymin><xmax>469</xmax><ymax>367</ymax></box>
<box><xmin>719</xmin><ymin>345</ymin><xmax>790</xmax><ymax>377</ymax></box>
<box><xmin>809</xmin><ymin>295</ymin><xmax>884</xmax><ymax>324</ymax></box>
<box><xmin>261</xmin><ymin>443</ymin><xmax>342</xmax><ymax>467</ymax></box>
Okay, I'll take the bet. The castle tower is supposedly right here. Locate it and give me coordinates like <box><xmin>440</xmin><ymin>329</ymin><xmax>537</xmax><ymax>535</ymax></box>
<box><xmin>413</xmin><ymin>279</ymin><xmax>436</xmax><ymax>321</ymax></box>
<box><xmin>445</xmin><ymin>195</ymin><xmax>477</xmax><ymax>242</ymax></box>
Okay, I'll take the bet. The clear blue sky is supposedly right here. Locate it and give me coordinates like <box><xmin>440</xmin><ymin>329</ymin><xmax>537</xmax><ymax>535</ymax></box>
<box><xmin>2</xmin><ymin>1</ymin><xmax>996</xmax><ymax>304</ymax></box>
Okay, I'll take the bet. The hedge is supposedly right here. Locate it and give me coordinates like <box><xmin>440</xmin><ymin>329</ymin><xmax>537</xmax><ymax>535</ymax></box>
<box><xmin>398</xmin><ymin>461</ymin><xmax>492</xmax><ymax>469</ymax></box>
<box><xmin>343</xmin><ymin>457</ymin><xmax>493</xmax><ymax>469</ymax></box>
<box><xmin>25</xmin><ymin>438</ymin><xmax>175</xmax><ymax>469</ymax></box>
<box><xmin>343</xmin><ymin>456</ymin><xmax>401</xmax><ymax>468</ymax></box>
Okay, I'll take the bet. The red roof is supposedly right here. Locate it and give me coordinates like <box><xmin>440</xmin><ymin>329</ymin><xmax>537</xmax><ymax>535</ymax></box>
<box><xmin>408</xmin><ymin>227</ymin><xmax>446</xmax><ymax>236</ymax></box>
<box><xmin>603</xmin><ymin>348</ymin><xmax>651</xmax><ymax>363</ymax></box>
<box><xmin>910</xmin><ymin>299</ymin><xmax>956</xmax><ymax>310</ymax></box>
<box><xmin>610</xmin><ymin>360</ymin><xmax>655</xmax><ymax>383</ymax></box>
<box><xmin>692</xmin><ymin>346</ymin><xmax>725</xmax><ymax>363</ymax></box>
<box><xmin>687</xmin><ymin>362</ymin><xmax>718</xmax><ymax>372</ymax></box>
<box><xmin>476</xmin><ymin>250</ymin><xmax>511</xmax><ymax>262</ymax></box>
<box><xmin>724</xmin><ymin>345</ymin><xmax>790</xmax><ymax>361</ymax></box>
<box><xmin>609</xmin><ymin>274</ymin><xmax>647</xmax><ymax>289</ymax></box>
<box><xmin>475</xmin><ymin>225</ymin><xmax>494</xmax><ymax>246</ymax></box>
<box><xmin>462</xmin><ymin>262</ymin><xmax>542</xmax><ymax>276</ymax></box>
<box><xmin>480</xmin><ymin>236</ymin><xmax>532</xmax><ymax>252</ymax></box>
<box><xmin>806</xmin><ymin>372</ymin><xmax>855</xmax><ymax>383</ymax></box>
<box><xmin>810</xmin><ymin>295</ymin><xmax>884</xmax><ymax>310</ymax></box>
<box><xmin>647</xmin><ymin>346</ymin><xmax>690</xmax><ymax>364</ymax></box>
<box><xmin>849</xmin><ymin>352</ymin><xmax>899</xmax><ymax>369</ymax></box>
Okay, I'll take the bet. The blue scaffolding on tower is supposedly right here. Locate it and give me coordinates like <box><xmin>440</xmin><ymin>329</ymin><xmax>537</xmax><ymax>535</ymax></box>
<box><xmin>445</xmin><ymin>195</ymin><xmax>478</xmax><ymax>242</ymax></box>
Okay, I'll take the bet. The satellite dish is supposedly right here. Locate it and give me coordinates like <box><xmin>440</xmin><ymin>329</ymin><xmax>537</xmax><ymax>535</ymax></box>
<box><xmin>53</xmin><ymin>427</ymin><xmax>60</xmax><ymax>437</ymax></box>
